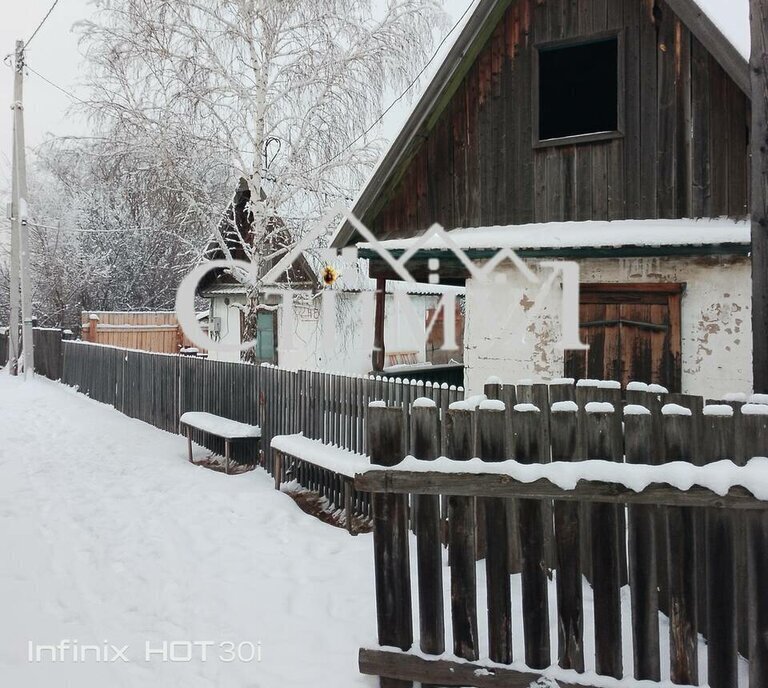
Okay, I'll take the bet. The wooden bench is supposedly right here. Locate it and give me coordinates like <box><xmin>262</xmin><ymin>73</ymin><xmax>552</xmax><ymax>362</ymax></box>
<box><xmin>271</xmin><ymin>434</ymin><xmax>371</xmax><ymax>534</ymax></box>
<box><xmin>180</xmin><ymin>412</ymin><xmax>261</xmax><ymax>474</ymax></box>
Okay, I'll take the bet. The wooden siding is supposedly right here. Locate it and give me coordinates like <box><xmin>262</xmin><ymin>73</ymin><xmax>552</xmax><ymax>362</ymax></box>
<box><xmin>366</xmin><ymin>0</ymin><xmax>749</xmax><ymax>240</ymax></box>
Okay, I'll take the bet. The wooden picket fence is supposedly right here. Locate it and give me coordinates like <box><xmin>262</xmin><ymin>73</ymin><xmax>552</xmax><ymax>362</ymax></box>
<box><xmin>56</xmin><ymin>340</ymin><xmax>463</xmax><ymax>521</ymax></box>
<box><xmin>8</xmin><ymin>335</ymin><xmax>768</xmax><ymax>685</ymax></box>
<box><xmin>356</xmin><ymin>385</ymin><xmax>768</xmax><ymax>688</ymax></box>
<box><xmin>0</xmin><ymin>327</ymin><xmax>71</xmax><ymax>379</ymax></box>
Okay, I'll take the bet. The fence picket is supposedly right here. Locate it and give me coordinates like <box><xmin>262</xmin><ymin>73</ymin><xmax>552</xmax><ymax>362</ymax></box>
<box><xmin>445</xmin><ymin>407</ymin><xmax>478</xmax><ymax>662</ymax></box>
<box><xmin>586</xmin><ymin>404</ymin><xmax>623</xmax><ymax>680</ymax></box>
<box><xmin>512</xmin><ymin>403</ymin><xmax>550</xmax><ymax>670</ymax></box>
<box><xmin>625</xmin><ymin>405</ymin><xmax>661</xmax><ymax>681</ymax></box>
<box><xmin>550</xmin><ymin>403</ymin><xmax>584</xmax><ymax>672</ymax></box>
<box><xmin>662</xmin><ymin>406</ymin><xmax>698</xmax><ymax>685</ymax></box>
<box><xmin>478</xmin><ymin>403</ymin><xmax>512</xmax><ymax>665</ymax></box>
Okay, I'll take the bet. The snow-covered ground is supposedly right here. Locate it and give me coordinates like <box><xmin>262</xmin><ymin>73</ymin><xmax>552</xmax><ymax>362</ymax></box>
<box><xmin>0</xmin><ymin>375</ymin><xmax>376</xmax><ymax>688</ymax></box>
<box><xmin>0</xmin><ymin>375</ymin><xmax>751</xmax><ymax>687</ymax></box>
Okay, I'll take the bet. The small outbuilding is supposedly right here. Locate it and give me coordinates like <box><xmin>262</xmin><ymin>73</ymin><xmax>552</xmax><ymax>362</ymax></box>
<box><xmin>332</xmin><ymin>0</ymin><xmax>753</xmax><ymax>396</ymax></box>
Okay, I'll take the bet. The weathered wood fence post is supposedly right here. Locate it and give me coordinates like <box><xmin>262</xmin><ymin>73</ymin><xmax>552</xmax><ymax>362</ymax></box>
<box><xmin>743</xmin><ymin>403</ymin><xmax>768</xmax><ymax>686</ymax></box>
<box><xmin>550</xmin><ymin>399</ymin><xmax>584</xmax><ymax>672</ymax></box>
<box><xmin>368</xmin><ymin>403</ymin><xmax>412</xmax><ymax>688</ymax></box>
<box><xmin>625</xmin><ymin>403</ymin><xmax>660</xmax><ymax>681</ymax></box>
<box><xmin>585</xmin><ymin>401</ymin><xmax>622</xmax><ymax>679</ymax></box>
<box><xmin>478</xmin><ymin>399</ymin><xmax>512</xmax><ymax>664</ymax></box>
<box><xmin>512</xmin><ymin>402</ymin><xmax>550</xmax><ymax>670</ymax></box>
<box><xmin>410</xmin><ymin>398</ymin><xmax>444</xmax><ymax>673</ymax></box>
<box><xmin>445</xmin><ymin>404</ymin><xmax>478</xmax><ymax>661</ymax></box>
<box><xmin>662</xmin><ymin>403</ymin><xmax>698</xmax><ymax>685</ymax></box>
<box><xmin>702</xmin><ymin>404</ymin><xmax>738</xmax><ymax>688</ymax></box>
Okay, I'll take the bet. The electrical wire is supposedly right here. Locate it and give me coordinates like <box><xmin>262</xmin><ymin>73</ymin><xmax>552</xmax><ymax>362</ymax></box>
<box><xmin>25</xmin><ymin>65</ymin><xmax>88</xmax><ymax>105</ymax></box>
<box><xmin>21</xmin><ymin>0</ymin><xmax>476</xmax><ymax>205</ymax></box>
<box><xmin>303</xmin><ymin>0</ymin><xmax>476</xmax><ymax>174</ymax></box>
<box><xmin>26</xmin><ymin>0</ymin><xmax>63</xmax><ymax>48</ymax></box>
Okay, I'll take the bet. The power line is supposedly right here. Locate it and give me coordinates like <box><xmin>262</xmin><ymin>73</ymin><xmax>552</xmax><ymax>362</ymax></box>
<box><xmin>29</xmin><ymin>222</ymin><xmax>153</xmax><ymax>234</ymax></box>
<box><xmin>25</xmin><ymin>64</ymin><xmax>88</xmax><ymax>105</ymax></box>
<box><xmin>26</xmin><ymin>0</ymin><xmax>63</xmax><ymax>48</ymax></box>
<box><xmin>304</xmin><ymin>0</ymin><xmax>476</xmax><ymax>174</ymax></box>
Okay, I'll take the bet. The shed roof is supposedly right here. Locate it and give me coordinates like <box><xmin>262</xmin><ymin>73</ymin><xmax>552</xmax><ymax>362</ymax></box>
<box><xmin>200</xmin><ymin>178</ymin><xmax>318</xmax><ymax>293</ymax></box>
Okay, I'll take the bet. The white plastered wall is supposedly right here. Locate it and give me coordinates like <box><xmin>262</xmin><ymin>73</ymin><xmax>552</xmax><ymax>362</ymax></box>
<box><xmin>206</xmin><ymin>291</ymin><xmax>433</xmax><ymax>374</ymax></box>
<box><xmin>463</xmin><ymin>255</ymin><xmax>752</xmax><ymax>397</ymax></box>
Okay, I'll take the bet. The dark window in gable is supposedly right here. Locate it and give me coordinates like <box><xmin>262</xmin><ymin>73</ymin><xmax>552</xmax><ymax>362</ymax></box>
<box><xmin>538</xmin><ymin>38</ymin><xmax>619</xmax><ymax>141</ymax></box>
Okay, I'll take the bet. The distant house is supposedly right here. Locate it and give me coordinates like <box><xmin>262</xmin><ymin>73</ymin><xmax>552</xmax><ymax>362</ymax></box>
<box><xmin>332</xmin><ymin>0</ymin><xmax>753</xmax><ymax>396</ymax></box>
<box><xmin>199</xmin><ymin>179</ymin><xmax>465</xmax><ymax>374</ymax></box>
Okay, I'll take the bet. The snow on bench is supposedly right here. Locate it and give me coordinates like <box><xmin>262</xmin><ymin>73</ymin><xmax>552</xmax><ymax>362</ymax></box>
<box><xmin>180</xmin><ymin>412</ymin><xmax>261</xmax><ymax>439</ymax></box>
<box><xmin>180</xmin><ymin>412</ymin><xmax>261</xmax><ymax>474</ymax></box>
<box><xmin>270</xmin><ymin>434</ymin><xmax>369</xmax><ymax>478</ymax></box>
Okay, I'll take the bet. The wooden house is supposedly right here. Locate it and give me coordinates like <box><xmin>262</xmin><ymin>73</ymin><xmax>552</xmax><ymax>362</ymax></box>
<box><xmin>199</xmin><ymin>180</ymin><xmax>465</xmax><ymax>373</ymax></box>
<box><xmin>332</xmin><ymin>0</ymin><xmax>753</xmax><ymax>396</ymax></box>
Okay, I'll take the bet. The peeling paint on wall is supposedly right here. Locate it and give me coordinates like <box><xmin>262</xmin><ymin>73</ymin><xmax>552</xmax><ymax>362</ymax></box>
<box><xmin>464</xmin><ymin>255</ymin><xmax>752</xmax><ymax>397</ymax></box>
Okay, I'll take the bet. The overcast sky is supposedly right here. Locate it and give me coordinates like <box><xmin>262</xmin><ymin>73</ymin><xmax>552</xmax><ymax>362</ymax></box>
<box><xmin>0</xmin><ymin>0</ymin><xmax>470</xmax><ymax>201</ymax></box>
<box><xmin>0</xmin><ymin>0</ymin><xmax>94</xmax><ymax>192</ymax></box>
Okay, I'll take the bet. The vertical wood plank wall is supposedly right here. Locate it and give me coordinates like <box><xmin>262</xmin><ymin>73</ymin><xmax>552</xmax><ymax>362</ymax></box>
<box><xmin>366</xmin><ymin>0</ymin><xmax>749</xmax><ymax>239</ymax></box>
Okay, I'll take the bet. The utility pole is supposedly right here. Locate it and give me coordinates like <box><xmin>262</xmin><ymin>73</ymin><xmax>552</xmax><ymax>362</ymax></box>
<box><xmin>10</xmin><ymin>40</ymin><xmax>34</xmax><ymax>379</ymax></box>
<box><xmin>7</xmin><ymin>48</ymin><xmax>21</xmax><ymax>376</ymax></box>
<box><xmin>752</xmin><ymin>1</ymin><xmax>768</xmax><ymax>392</ymax></box>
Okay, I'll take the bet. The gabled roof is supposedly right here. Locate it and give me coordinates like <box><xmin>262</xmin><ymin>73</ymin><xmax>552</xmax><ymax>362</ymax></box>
<box><xmin>332</xmin><ymin>0</ymin><xmax>750</xmax><ymax>250</ymax></box>
<box><xmin>690</xmin><ymin>0</ymin><xmax>750</xmax><ymax>60</ymax></box>
<box><xmin>200</xmin><ymin>178</ymin><xmax>318</xmax><ymax>292</ymax></box>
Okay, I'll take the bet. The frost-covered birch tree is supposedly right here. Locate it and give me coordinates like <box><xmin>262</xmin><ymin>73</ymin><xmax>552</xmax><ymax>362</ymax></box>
<box><xmin>0</xmin><ymin>134</ymin><xmax>223</xmax><ymax>329</ymax></box>
<box><xmin>78</xmin><ymin>0</ymin><xmax>447</xmax><ymax>360</ymax></box>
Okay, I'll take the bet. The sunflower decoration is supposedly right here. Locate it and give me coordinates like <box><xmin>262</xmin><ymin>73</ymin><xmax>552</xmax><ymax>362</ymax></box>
<box><xmin>321</xmin><ymin>264</ymin><xmax>340</xmax><ymax>287</ymax></box>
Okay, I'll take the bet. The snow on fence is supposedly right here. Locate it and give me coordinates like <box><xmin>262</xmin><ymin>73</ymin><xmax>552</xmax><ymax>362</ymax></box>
<box><xmin>357</xmin><ymin>390</ymin><xmax>768</xmax><ymax>688</ymax></box>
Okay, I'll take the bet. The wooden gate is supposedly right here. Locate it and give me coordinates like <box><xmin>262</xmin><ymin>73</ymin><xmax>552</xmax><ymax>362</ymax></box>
<box><xmin>566</xmin><ymin>283</ymin><xmax>683</xmax><ymax>392</ymax></box>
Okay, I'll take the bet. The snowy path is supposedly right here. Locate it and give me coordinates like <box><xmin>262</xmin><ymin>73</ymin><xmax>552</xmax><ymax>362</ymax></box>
<box><xmin>0</xmin><ymin>375</ymin><xmax>376</xmax><ymax>688</ymax></box>
<box><xmin>0</xmin><ymin>375</ymin><xmax>751</xmax><ymax>688</ymax></box>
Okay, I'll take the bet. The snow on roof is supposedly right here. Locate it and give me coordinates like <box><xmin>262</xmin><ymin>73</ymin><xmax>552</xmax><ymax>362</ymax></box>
<box><xmin>203</xmin><ymin>281</ymin><xmax>463</xmax><ymax>297</ymax></box>
<box><xmin>692</xmin><ymin>0</ymin><xmax>750</xmax><ymax>60</ymax></box>
<box><xmin>359</xmin><ymin>218</ymin><xmax>749</xmax><ymax>253</ymax></box>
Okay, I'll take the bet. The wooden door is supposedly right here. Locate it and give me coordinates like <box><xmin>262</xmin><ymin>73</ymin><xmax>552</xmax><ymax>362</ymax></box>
<box><xmin>565</xmin><ymin>284</ymin><xmax>683</xmax><ymax>392</ymax></box>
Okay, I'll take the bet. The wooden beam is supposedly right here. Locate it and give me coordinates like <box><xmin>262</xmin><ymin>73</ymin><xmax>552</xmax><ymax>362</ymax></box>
<box><xmin>362</xmin><ymin>245</ymin><xmax>751</xmax><ymax>282</ymax></box>
<box><xmin>751</xmin><ymin>0</ymin><xmax>768</xmax><ymax>393</ymax></box>
<box><xmin>353</xmin><ymin>470</ymin><xmax>768</xmax><ymax>510</ymax></box>
<box><xmin>358</xmin><ymin>648</ymin><xmax>584</xmax><ymax>688</ymax></box>
<box><xmin>372</xmin><ymin>277</ymin><xmax>386</xmax><ymax>372</ymax></box>
<box><xmin>665</xmin><ymin>0</ymin><xmax>750</xmax><ymax>96</ymax></box>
